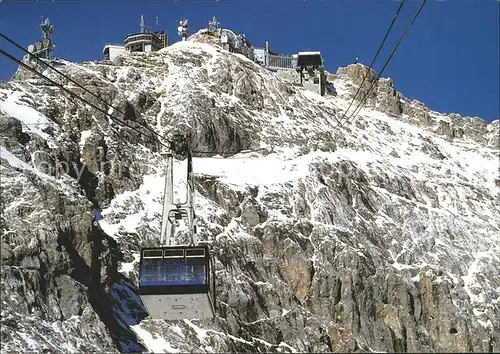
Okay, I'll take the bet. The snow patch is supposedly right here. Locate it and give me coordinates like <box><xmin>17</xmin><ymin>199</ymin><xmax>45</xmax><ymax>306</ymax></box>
<box><xmin>0</xmin><ymin>88</ymin><xmax>59</xmax><ymax>145</ymax></box>
<box><xmin>130</xmin><ymin>324</ymin><xmax>180</xmax><ymax>353</ymax></box>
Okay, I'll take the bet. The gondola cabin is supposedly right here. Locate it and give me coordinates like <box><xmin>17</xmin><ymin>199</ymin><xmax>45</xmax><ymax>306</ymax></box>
<box><xmin>138</xmin><ymin>245</ymin><xmax>216</xmax><ymax>320</ymax></box>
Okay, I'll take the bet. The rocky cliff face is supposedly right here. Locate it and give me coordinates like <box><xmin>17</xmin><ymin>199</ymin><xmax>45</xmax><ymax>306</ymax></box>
<box><xmin>1</xmin><ymin>37</ymin><xmax>499</xmax><ymax>353</ymax></box>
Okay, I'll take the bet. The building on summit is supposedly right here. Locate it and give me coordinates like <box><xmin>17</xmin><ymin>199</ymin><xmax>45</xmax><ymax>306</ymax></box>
<box><xmin>201</xmin><ymin>17</ymin><xmax>328</xmax><ymax>96</ymax></box>
<box><xmin>103</xmin><ymin>15</ymin><xmax>168</xmax><ymax>61</ymax></box>
<box><xmin>19</xmin><ymin>15</ymin><xmax>332</xmax><ymax>96</ymax></box>
<box><xmin>100</xmin><ymin>15</ymin><xmax>331</xmax><ymax>96</ymax></box>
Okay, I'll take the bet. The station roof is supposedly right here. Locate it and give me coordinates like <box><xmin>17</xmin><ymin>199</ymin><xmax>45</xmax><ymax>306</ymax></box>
<box><xmin>298</xmin><ymin>51</ymin><xmax>322</xmax><ymax>56</ymax></box>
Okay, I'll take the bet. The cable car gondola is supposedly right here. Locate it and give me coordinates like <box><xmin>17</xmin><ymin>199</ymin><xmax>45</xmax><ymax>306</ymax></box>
<box><xmin>138</xmin><ymin>133</ymin><xmax>216</xmax><ymax>320</ymax></box>
<box><xmin>138</xmin><ymin>245</ymin><xmax>216</xmax><ymax>319</ymax></box>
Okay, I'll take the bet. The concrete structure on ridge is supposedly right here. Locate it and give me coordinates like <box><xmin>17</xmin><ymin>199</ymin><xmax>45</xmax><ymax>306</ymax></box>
<box><xmin>103</xmin><ymin>15</ymin><xmax>168</xmax><ymax>61</ymax></box>
<box><xmin>99</xmin><ymin>15</ymin><xmax>331</xmax><ymax>96</ymax></box>
<box><xmin>201</xmin><ymin>16</ymin><xmax>328</xmax><ymax>96</ymax></box>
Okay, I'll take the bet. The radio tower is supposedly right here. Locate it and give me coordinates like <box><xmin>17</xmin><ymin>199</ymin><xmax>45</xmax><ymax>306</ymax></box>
<box><xmin>140</xmin><ymin>15</ymin><xmax>145</xmax><ymax>33</ymax></box>
<box><xmin>177</xmin><ymin>18</ymin><xmax>189</xmax><ymax>41</ymax></box>
<box><xmin>39</xmin><ymin>17</ymin><xmax>55</xmax><ymax>60</ymax></box>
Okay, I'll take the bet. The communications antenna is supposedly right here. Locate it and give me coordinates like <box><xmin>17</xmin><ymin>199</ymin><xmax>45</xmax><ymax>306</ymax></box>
<box><xmin>208</xmin><ymin>16</ymin><xmax>220</xmax><ymax>33</ymax></box>
<box><xmin>40</xmin><ymin>17</ymin><xmax>54</xmax><ymax>60</ymax></box>
<box><xmin>177</xmin><ymin>18</ymin><xmax>189</xmax><ymax>41</ymax></box>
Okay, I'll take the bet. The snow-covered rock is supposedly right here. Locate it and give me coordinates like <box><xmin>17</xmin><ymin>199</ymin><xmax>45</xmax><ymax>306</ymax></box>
<box><xmin>1</xmin><ymin>38</ymin><xmax>499</xmax><ymax>353</ymax></box>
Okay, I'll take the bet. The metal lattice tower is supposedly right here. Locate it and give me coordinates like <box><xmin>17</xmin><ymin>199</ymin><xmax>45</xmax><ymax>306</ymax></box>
<box><xmin>177</xmin><ymin>18</ymin><xmax>189</xmax><ymax>41</ymax></box>
<box><xmin>24</xmin><ymin>17</ymin><xmax>55</xmax><ymax>62</ymax></box>
<box><xmin>208</xmin><ymin>16</ymin><xmax>220</xmax><ymax>32</ymax></box>
<box><xmin>40</xmin><ymin>17</ymin><xmax>54</xmax><ymax>40</ymax></box>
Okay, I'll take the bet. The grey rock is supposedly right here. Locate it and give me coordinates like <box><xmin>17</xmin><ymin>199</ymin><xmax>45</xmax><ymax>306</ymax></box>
<box><xmin>1</xmin><ymin>41</ymin><xmax>498</xmax><ymax>354</ymax></box>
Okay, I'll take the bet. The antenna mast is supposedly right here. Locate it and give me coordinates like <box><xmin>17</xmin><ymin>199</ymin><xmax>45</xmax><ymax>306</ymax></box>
<box><xmin>34</xmin><ymin>17</ymin><xmax>55</xmax><ymax>60</ymax></box>
<box><xmin>177</xmin><ymin>18</ymin><xmax>189</xmax><ymax>41</ymax></box>
<box><xmin>208</xmin><ymin>16</ymin><xmax>220</xmax><ymax>33</ymax></box>
<box><xmin>160</xmin><ymin>133</ymin><xmax>198</xmax><ymax>247</ymax></box>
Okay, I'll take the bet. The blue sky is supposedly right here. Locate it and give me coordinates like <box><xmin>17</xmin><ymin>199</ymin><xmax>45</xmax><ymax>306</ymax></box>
<box><xmin>0</xmin><ymin>0</ymin><xmax>498</xmax><ymax>122</ymax></box>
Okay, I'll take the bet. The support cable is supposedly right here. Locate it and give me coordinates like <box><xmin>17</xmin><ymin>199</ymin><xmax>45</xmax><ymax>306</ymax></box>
<box><xmin>336</xmin><ymin>0</ymin><xmax>407</xmax><ymax>127</ymax></box>
<box><xmin>0</xmin><ymin>48</ymin><xmax>171</xmax><ymax>150</ymax></box>
<box><xmin>335</xmin><ymin>0</ymin><xmax>428</xmax><ymax>130</ymax></box>
<box><xmin>1</xmin><ymin>32</ymin><xmax>172</xmax><ymax>146</ymax></box>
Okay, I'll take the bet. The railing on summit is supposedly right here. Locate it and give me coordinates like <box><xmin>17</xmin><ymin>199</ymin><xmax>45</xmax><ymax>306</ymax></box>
<box><xmin>267</xmin><ymin>54</ymin><xmax>294</xmax><ymax>69</ymax></box>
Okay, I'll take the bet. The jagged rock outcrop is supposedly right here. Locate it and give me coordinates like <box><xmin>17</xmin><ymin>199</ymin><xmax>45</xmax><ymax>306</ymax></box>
<box><xmin>0</xmin><ymin>153</ymin><xmax>129</xmax><ymax>352</ymax></box>
<box><xmin>1</xmin><ymin>38</ymin><xmax>498</xmax><ymax>353</ymax></box>
<box><xmin>333</xmin><ymin>64</ymin><xmax>499</xmax><ymax>149</ymax></box>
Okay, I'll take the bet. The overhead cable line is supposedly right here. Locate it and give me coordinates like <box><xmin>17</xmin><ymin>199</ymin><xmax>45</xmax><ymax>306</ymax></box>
<box><xmin>335</xmin><ymin>0</ymin><xmax>428</xmax><ymax>130</ymax></box>
<box><xmin>1</xmin><ymin>37</ymin><xmax>263</xmax><ymax>157</ymax></box>
<box><xmin>1</xmin><ymin>32</ymin><xmax>172</xmax><ymax>148</ymax></box>
<box><xmin>337</xmin><ymin>0</ymin><xmax>407</xmax><ymax>126</ymax></box>
<box><xmin>0</xmin><ymin>48</ymin><xmax>171</xmax><ymax>150</ymax></box>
